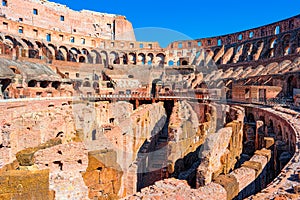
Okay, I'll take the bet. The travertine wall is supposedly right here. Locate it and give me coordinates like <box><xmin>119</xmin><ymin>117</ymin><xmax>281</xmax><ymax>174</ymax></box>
<box><xmin>124</xmin><ymin>104</ymin><xmax>299</xmax><ymax>200</ymax></box>
<box><xmin>0</xmin><ymin>0</ymin><xmax>135</xmax><ymax>41</ymax></box>
<box><xmin>34</xmin><ymin>142</ymin><xmax>89</xmax><ymax>200</ymax></box>
<box><xmin>196</xmin><ymin>106</ymin><xmax>244</xmax><ymax>187</ymax></box>
<box><xmin>102</xmin><ymin>102</ymin><xmax>167</xmax><ymax>196</ymax></box>
<box><xmin>82</xmin><ymin>149</ymin><xmax>123</xmax><ymax>200</ymax></box>
<box><xmin>0</xmin><ymin>98</ymin><xmax>75</xmax><ymax>166</ymax></box>
<box><xmin>0</xmin><ymin>169</ymin><xmax>53</xmax><ymax>200</ymax></box>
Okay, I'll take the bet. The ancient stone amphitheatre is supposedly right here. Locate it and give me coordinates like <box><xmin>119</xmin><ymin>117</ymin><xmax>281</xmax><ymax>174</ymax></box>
<box><xmin>0</xmin><ymin>0</ymin><xmax>299</xmax><ymax>199</ymax></box>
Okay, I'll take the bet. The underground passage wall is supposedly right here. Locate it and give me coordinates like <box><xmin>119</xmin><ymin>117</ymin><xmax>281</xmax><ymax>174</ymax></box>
<box><xmin>123</xmin><ymin>104</ymin><xmax>299</xmax><ymax>200</ymax></box>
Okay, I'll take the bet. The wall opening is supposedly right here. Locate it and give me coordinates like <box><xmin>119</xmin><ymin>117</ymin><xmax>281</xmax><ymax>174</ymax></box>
<box><xmin>28</xmin><ymin>80</ymin><xmax>37</xmax><ymax>87</ymax></box>
<box><xmin>40</xmin><ymin>81</ymin><xmax>49</xmax><ymax>88</ymax></box>
<box><xmin>18</xmin><ymin>26</ymin><xmax>23</xmax><ymax>34</ymax></box>
<box><xmin>275</xmin><ymin>26</ymin><xmax>280</xmax><ymax>35</ymax></box>
<box><xmin>238</xmin><ymin>34</ymin><xmax>243</xmax><ymax>40</ymax></box>
<box><xmin>46</xmin><ymin>34</ymin><xmax>51</xmax><ymax>42</ymax></box>
<box><xmin>249</xmin><ymin>32</ymin><xmax>254</xmax><ymax>38</ymax></box>
<box><xmin>53</xmin><ymin>161</ymin><xmax>63</xmax><ymax>171</ymax></box>
<box><xmin>2</xmin><ymin>0</ymin><xmax>7</xmax><ymax>6</ymax></box>
<box><xmin>33</xmin><ymin>8</ymin><xmax>38</xmax><ymax>15</ymax></box>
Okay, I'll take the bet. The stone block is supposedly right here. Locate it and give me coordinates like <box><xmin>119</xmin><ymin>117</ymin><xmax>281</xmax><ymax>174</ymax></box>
<box><xmin>214</xmin><ymin>174</ymin><xmax>239</xmax><ymax>200</ymax></box>
<box><xmin>264</xmin><ymin>137</ymin><xmax>275</xmax><ymax>149</ymax></box>
<box><xmin>254</xmin><ymin>148</ymin><xmax>272</xmax><ymax>161</ymax></box>
<box><xmin>82</xmin><ymin>171</ymin><xmax>100</xmax><ymax>186</ymax></box>
<box><xmin>230</xmin><ymin>167</ymin><xmax>256</xmax><ymax>192</ymax></box>
<box><xmin>242</xmin><ymin>161</ymin><xmax>262</xmax><ymax>177</ymax></box>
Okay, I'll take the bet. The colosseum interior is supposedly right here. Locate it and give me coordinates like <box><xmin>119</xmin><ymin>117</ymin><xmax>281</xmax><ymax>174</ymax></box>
<box><xmin>0</xmin><ymin>0</ymin><xmax>300</xmax><ymax>200</ymax></box>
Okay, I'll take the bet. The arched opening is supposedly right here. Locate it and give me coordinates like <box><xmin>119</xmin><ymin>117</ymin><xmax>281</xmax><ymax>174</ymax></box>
<box><xmin>269</xmin><ymin>49</ymin><xmax>275</xmax><ymax>58</ymax></box>
<box><xmin>56</xmin><ymin>131</ymin><xmax>64</xmax><ymax>138</ymax></box>
<box><xmin>151</xmin><ymin>79</ymin><xmax>162</xmax><ymax>97</ymax></box>
<box><xmin>109</xmin><ymin>51</ymin><xmax>119</xmax><ymax>64</ymax></box>
<box><xmin>69</xmin><ymin>47</ymin><xmax>80</xmax><ymax>62</ymax></box>
<box><xmin>100</xmin><ymin>51</ymin><xmax>108</xmax><ymax>67</ymax></box>
<box><xmin>48</xmin><ymin>44</ymin><xmax>56</xmax><ymax>59</ymax></box>
<box><xmin>57</xmin><ymin>50</ymin><xmax>65</xmax><ymax>61</ymax></box>
<box><xmin>182</xmin><ymin>60</ymin><xmax>188</xmax><ymax>65</ymax></box>
<box><xmin>52</xmin><ymin>81</ymin><xmax>60</xmax><ymax>89</ymax></box>
<box><xmin>40</xmin><ymin>81</ymin><xmax>49</xmax><ymax>88</ymax></box>
<box><xmin>58</xmin><ymin>46</ymin><xmax>68</xmax><ymax>61</ymax></box>
<box><xmin>79</xmin><ymin>56</ymin><xmax>86</xmax><ymax>63</ymax></box>
<box><xmin>156</xmin><ymin>53</ymin><xmax>165</xmax><ymax>66</ymax></box>
<box><xmin>282</xmin><ymin>34</ymin><xmax>291</xmax><ymax>55</ymax></box>
<box><xmin>91</xmin><ymin>50</ymin><xmax>102</xmax><ymax>64</ymax></box>
<box><xmin>277</xmin><ymin>125</ymin><xmax>282</xmax><ymax>140</ymax></box>
<box><xmin>121</xmin><ymin>53</ymin><xmax>128</xmax><ymax>65</ymax></box>
<box><xmin>128</xmin><ymin>53</ymin><xmax>136</xmax><ymax>65</ymax></box>
<box><xmin>28</xmin><ymin>80</ymin><xmax>37</xmax><ymax>87</ymax></box>
<box><xmin>138</xmin><ymin>53</ymin><xmax>146</xmax><ymax>65</ymax></box>
<box><xmin>4</xmin><ymin>35</ymin><xmax>16</xmax><ymax>47</ymax></box>
<box><xmin>249</xmin><ymin>32</ymin><xmax>254</xmax><ymax>38</ymax></box>
<box><xmin>83</xmin><ymin>81</ymin><xmax>91</xmax><ymax>87</ymax></box>
<box><xmin>287</xmin><ymin>76</ymin><xmax>296</xmax><ymax>97</ymax></box>
<box><xmin>270</xmin><ymin>38</ymin><xmax>277</xmax><ymax>49</ymax></box>
<box><xmin>22</xmin><ymin>38</ymin><xmax>35</xmax><ymax>58</ymax></box>
<box><xmin>284</xmin><ymin>46</ymin><xmax>291</xmax><ymax>55</ymax></box>
<box><xmin>92</xmin><ymin>129</ymin><xmax>96</xmax><ymax>140</ymax></box>
<box><xmin>238</xmin><ymin>34</ymin><xmax>243</xmax><ymax>40</ymax></box>
<box><xmin>168</xmin><ymin>60</ymin><xmax>174</xmax><ymax>66</ymax></box>
<box><xmin>268</xmin><ymin>119</ymin><xmax>274</xmax><ymax>135</ymax></box>
<box><xmin>275</xmin><ymin>26</ymin><xmax>280</xmax><ymax>35</ymax></box>
<box><xmin>147</xmin><ymin>53</ymin><xmax>153</xmax><ymax>65</ymax></box>
<box><xmin>247</xmin><ymin>113</ymin><xmax>255</xmax><ymax>123</ymax></box>
<box><xmin>259</xmin><ymin>116</ymin><xmax>265</xmax><ymax>124</ymax></box>
<box><xmin>93</xmin><ymin>82</ymin><xmax>99</xmax><ymax>90</ymax></box>
<box><xmin>82</xmin><ymin>48</ymin><xmax>93</xmax><ymax>63</ymax></box>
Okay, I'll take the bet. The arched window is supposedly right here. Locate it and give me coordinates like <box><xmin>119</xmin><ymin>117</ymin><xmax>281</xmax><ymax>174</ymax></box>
<box><xmin>249</xmin><ymin>32</ymin><xmax>254</xmax><ymax>38</ymax></box>
<box><xmin>275</xmin><ymin>26</ymin><xmax>280</xmax><ymax>35</ymax></box>
<box><xmin>83</xmin><ymin>81</ymin><xmax>91</xmax><ymax>87</ymax></box>
<box><xmin>238</xmin><ymin>34</ymin><xmax>243</xmax><ymax>40</ymax></box>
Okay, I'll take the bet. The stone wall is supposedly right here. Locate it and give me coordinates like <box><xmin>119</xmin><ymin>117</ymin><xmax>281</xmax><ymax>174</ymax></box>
<box><xmin>196</xmin><ymin>106</ymin><xmax>244</xmax><ymax>187</ymax></box>
<box><xmin>0</xmin><ymin>169</ymin><xmax>53</xmax><ymax>200</ymax></box>
<box><xmin>0</xmin><ymin>0</ymin><xmax>135</xmax><ymax>41</ymax></box>
<box><xmin>104</xmin><ymin>102</ymin><xmax>167</xmax><ymax>196</ymax></box>
<box><xmin>0</xmin><ymin>98</ymin><xmax>75</xmax><ymax>166</ymax></box>
<box><xmin>34</xmin><ymin>142</ymin><xmax>89</xmax><ymax>200</ymax></box>
<box><xmin>123</xmin><ymin>105</ymin><xmax>300</xmax><ymax>200</ymax></box>
<box><xmin>82</xmin><ymin>150</ymin><xmax>123</xmax><ymax>200</ymax></box>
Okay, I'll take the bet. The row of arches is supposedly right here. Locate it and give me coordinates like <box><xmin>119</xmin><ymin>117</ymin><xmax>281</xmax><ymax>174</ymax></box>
<box><xmin>0</xmin><ymin>34</ymin><xmax>167</xmax><ymax>66</ymax></box>
<box><xmin>209</xmin><ymin>32</ymin><xmax>300</xmax><ymax>65</ymax></box>
<box><xmin>1</xmin><ymin>31</ymin><xmax>299</xmax><ymax>68</ymax></box>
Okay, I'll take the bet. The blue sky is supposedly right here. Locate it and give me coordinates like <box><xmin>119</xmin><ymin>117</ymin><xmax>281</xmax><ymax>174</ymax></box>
<box><xmin>51</xmin><ymin>0</ymin><xmax>300</xmax><ymax>47</ymax></box>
